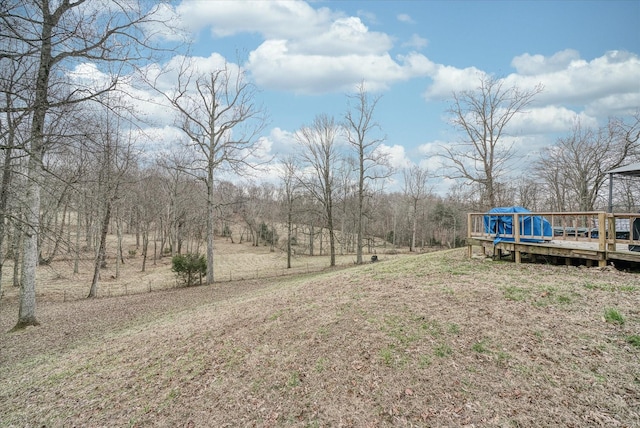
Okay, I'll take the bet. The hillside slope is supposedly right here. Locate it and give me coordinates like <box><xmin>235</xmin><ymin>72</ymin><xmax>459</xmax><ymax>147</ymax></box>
<box><xmin>1</xmin><ymin>249</ymin><xmax>639</xmax><ymax>426</ymax></box>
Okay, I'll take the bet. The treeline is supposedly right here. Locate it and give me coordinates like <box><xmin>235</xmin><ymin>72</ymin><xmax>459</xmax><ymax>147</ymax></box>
<box><xmin>1</xmin><ymin>120</ymin><xmax>638</xmax><ymax>287</ymax></box>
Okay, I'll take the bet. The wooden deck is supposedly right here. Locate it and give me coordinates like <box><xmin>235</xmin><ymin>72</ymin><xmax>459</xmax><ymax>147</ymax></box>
<box><xmin>467</xmin><ymin>211</ymin><xmax>640</xmax><ymax>268</ymax></box>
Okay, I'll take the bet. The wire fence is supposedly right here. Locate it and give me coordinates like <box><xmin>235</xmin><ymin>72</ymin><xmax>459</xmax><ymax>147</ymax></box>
<box><xmin>0</xmin><ymin>250</ymin><xmax>405</xmax><ymax>304</ymax></box>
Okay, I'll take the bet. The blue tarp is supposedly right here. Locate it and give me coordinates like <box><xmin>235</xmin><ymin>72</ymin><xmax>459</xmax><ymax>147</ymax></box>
<box><xmin>483</xmin><ymin>207</ymin><xmax>553</xmax><ymax>245</ymax></box>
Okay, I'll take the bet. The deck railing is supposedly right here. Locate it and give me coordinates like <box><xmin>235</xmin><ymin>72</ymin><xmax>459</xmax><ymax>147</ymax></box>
<box><xmin>467</xmin><ymin>211</ymin><xmax>640</xmax><ymax>251</ymax></box>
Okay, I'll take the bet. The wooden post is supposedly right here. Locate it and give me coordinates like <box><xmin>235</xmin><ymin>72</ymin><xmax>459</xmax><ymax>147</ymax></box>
<box><xmin>467</xmin><ymin>213</ymin><xmax>473</xmax><ymax>259</ymax></box>
<box><xmin>598</xmin><ymin>212</ymin><xmax>608</xmax><ymax>268</ymax></box>
<box><xmin>607</xmin><ymin>213</ymin><xmax>616</xmax><ymax>252</ymax></box>
<box><xmin>513</xmin><ymin>213</ymin><xmax>521</xmax><ymax>264</ymax></box>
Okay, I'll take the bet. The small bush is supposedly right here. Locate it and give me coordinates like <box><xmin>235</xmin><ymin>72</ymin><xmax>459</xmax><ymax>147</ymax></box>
<box><xmin>172</xmin><ymin>253</ymin><xmax>207</xmax><ymax>287</ymax></box>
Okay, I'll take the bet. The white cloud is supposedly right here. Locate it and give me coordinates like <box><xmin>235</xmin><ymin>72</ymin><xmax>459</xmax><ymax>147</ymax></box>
<box><xmin>375</xmin><ymin>143</ymin><xmax>411</xmax><ymax>169</ymax></box>
<box><xmin>431</xmin><ymin>50</ymin><xmax>639</xmax><ymax>103</ymax></box>
<box><xmin>173</xmin><ymin>0</ymin><xmax>433</xmax><ymax>95</ymax></box>
<box><xmin>252</xmin><ymin>136</ymin><xmax>273</xmax><ymax>161</ymax></box>
<box><xmin>289</xmin><ymin>16</ymin><xmax>393</xmax><ymax>56</ymax></box>
<box><xmin>422</xmin><ymin>65</ymin><xmax>487</xmax><ymax>100</ymax></box>
<box><xmin>259</xmin><ymin>127</ymin><xmax>299</xmax><ymax>157</ymax></box>
<box><xmin>403</xmin><ymin>34</ymin><xmax>428</xmax><ymax>50</ymax></box>
<box><xmin>247</xmin><ymin>41</ymin><xmax>433</xmax><ymax>94</ymax></box>
<box><xmin>134</xmin><ymin>125</ymin><xmax>187</xmax><ymax>150</ymax></box>
<box><xmin>585</xmin><ymin>91</ymin><xmax>640</xmax><ymax>117</ymax></box>
<box><xmin>68</xmin><ymin>63</ymin><xmax>112</xmax><ymax>89</ymax></box>
<box><xmin>417</xmin><ymin>141</ymin><xmax>449</xmax><ymax>171</ymax></box>
<box><xmin>507</xmin><ymin>51</ymin><xmax>640</xmax><ymax>110</ymax></box>
<box><xmin>397</xmin><ymin>13</ymin><xmax>414</xmax><ymax>24</ymax></box>
<box><xmin>507</xmin><ymin>106</ymin><xmax>598</xmax><ymax>135</ymax></box>
<box><xmin>175</xmin><ymin>0</ymin><xmax>338</xmax><ymax>40</ymax></box>
<box><xmin>511</xmin><ymin>49</ymin><xmax>581</xmax><ymax>75</ymax></box>
<box><xmin>422</xmin><ymin>50</ymin><xmax>640</xmax><ymax>132</ymax></box>
<box><xmin>356</xmin><ymin>9</ymin><xmax>378</xmax><ymax>25</ymax></box>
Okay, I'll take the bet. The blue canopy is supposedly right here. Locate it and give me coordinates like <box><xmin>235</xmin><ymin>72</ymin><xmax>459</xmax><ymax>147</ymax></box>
<box><xmin>483</xmin><ymin>207</ymin><xmax>552</xmax><ymax>244</ymax></box>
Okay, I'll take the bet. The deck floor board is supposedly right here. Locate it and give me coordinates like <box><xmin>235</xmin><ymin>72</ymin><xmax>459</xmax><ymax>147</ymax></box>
<box><xmin>468</xmin><ymin>236</ymin><xmax>640</xmax><ymax>266</ymax></box>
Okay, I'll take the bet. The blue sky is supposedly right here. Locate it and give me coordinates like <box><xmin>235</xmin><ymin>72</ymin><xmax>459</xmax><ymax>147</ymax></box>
<box><xmin>134</xmin><ymin>0</ymin><xmax>639</xmax><ymax>192</ymax></box>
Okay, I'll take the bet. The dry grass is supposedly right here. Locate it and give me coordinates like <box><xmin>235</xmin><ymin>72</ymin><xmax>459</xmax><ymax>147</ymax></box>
<box><xmin>0</xmin><ymin>238</ymin><xmax>399</xmax><ymax>302</ymax></box>
<box><xmin>1</xmin><ymin>247</ymin><xmax>639</xmax><ymax>427</ymax></box>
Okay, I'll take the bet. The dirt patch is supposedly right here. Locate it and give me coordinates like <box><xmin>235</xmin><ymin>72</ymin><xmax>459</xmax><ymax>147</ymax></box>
<box><xmin>1</xmin><ymin>249</ymin><xmax>639</xmax><ymax>427</ymax></box>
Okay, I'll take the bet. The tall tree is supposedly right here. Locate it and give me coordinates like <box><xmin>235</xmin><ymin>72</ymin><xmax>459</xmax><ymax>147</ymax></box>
<box><xmin>442</xmin><ymin>76</ymin><xmax>543</xmax><ymax>209</ymax></box>
<box><xmin>403</xmin><ymin>165</ymin><xmax>430</xmax><ymax>252</ymax></box>
<box><xmin>1</xmin><ymin>0</ymin><xmax>170</xmax><ymax>328</ymax></box>
<box><xmin>0</xmin><ymin>53</ymin><xmax>31</xmax><ymax>299</ymax></box>
<box><xmin>296</xmin><ymin>114</ymin><xmax>342</xmax><ymax>267</ymax></box>
<box><xmin>135</xmin><ymin>166</ymin><xmax>164</xmax><ymax>273</ymax></box>
<box><xmin>533</xmin><ymin>149</ymin><xmax>569</xmax><ymax>211</ymax></box>
<box><xmin>535</xmin><ymin>117</ymin><xmax>639</xmax><ymax>211</ymax></box>
<box><xmin>156</xmin><ymin>148</ymin><xmax>195</xmax><ymax>257</ymax></box>
<box><xmin>159</xmin><ymin>62</ymin><xmax>267</xmax><ymax>284</ymax></box>
<box><xmin>86</xmin><ymin>109</ymin><xmax>137</xmax><ymax>298</ymax></box>
<box><xmin>279</xmin><ymin>156</ymin><xmax>300</xmax><ymax>269</ymax></box>
<box><xmin>344</xmin><ymin>83</ymin><xmax>391</xmax><ymax>264</ymax></box>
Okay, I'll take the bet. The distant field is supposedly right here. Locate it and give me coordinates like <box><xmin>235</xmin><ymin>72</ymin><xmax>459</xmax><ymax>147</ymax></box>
<box><xmin>1</xmin><ymin>248</ymin><xmax>639</xmax><ymax>426</ymax></box>
<box><xmin>0</xmin><ymin>237</ymin><xmax>406</xmax><ymax>302</ymax></box>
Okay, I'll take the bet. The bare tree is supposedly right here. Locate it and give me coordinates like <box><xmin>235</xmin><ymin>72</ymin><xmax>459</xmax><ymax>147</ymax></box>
<box><xmin>442</xmin><ymin>76</ymin><xmax>543</xmax><ymax>209</ymax></box>
<box><xmin>0</xmin><ymin>57</ymin><xmax>32</xmax><ymax>299</ymax></box>
<box><xmin>533</xmin><ymin>151</ymin><xmax>569</xmax><ymax>211</ymax></box>
<box><xmin>156</xmin><ymin>148</ymin><xmax>197</xmax><ymax>257</ymax></box>
<box><xmin>514</xmin><ymin>175</ymin><xmax>543</xmax><ymax>211</ymax></box>
<box><xmin>535</xmin><ymin>117</ymin><xmax>639</xmax><ymax>211</ymax></box>
<box><xmin>344</xmin><ymin>82</ymin><xmax>391</xmax><ymax>264</ymax></box>
<box><xmin>87</xmin><ymin>110</ymin><xmax>137</xmax><ymax>298</ymax></box>
<box><xmin>296</xmin><ymin>114</ymin><xmax>342</xmax><ymax>267</ymax></box>
<box><xmin>279</xmin><ymin>156</ymin><xmax>300</xmax><ymax>269</ymax></box>
<box><xmin>1</xmin><ymin>0</ymin><xmax>170</xmax><ymax>328</ymax></box>
<box><xmin>239</xmin><ymin>182</ymin><xmax>265</xmax><ymax>247</ymax></box>
<box><xmin>403</xmin><ymin>165</ymin><xmax>430</xmax><ymax>252</ymax></box>
<box><xmin>134</xmin><ymin>166</ymin><xmax>165</xmax><ymax>273</ymax></box>
<box><xmin>158</xmin><ymin>62</ymin><xmax>266</xmax><ymax>284</ymax></box>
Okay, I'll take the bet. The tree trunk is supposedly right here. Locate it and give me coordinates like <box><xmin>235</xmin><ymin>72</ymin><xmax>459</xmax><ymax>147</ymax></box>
<box><xmin>116</xmin><ymin>216</ymin><xmax>122</xmax><ymax>278</ymax></box>
<box><xmin>206</xmin><ymin>180</ymin><xmax>214</xmax><ymax>285</ymax></box>
<box><xmin>88</xmin><ymin>203</ymin><xmax>111</xmax><ymax>298</ymax></box>
<box><xmin>41</xmin><ymin>196</ymin><xmax>69</xmax><ymax>265</ymax></box>
<box><xmin>153</xmin><ymin>230</ymin><xmax>157</xmax><ymax>265</ymax></box>
<box><xmin>287</xmin><ymin>208</ymin><xmax>292</xmax><ymax>269</ymax></box>
<box><xmin>16</xmin><ymin>153</ymin><xmax>41</xmax><ymax>328</ymax></box>
<box><xmin>356</xmin><ymin>160</ymin><xmax>364</xmax><ymax>264</ymax></box>
<box><xmin>12</xmin><ymin>214</ymin><xmax>21</xmax><ymax>287</ymax></box>
<box><xmin>0</xmin><ymin>145</ymin><xmax>13</xmax><ymax>298</ymax></box>
<box><xmin>74</xmin><ymin>207</ymin><xmax>81</xmax><ymax>274</ymax></box>
<box><xmin>141</xmin><ymin>227</ymin><xmax>148</xmax><ymax>273</ymax></box>
<box><xmin>411</xmin><ymin>200</ymin><xmax>418</xmax><ymax>252</ymax></box>
<box><xmin>135</xmin><ymin>209</ymin><xmax>140</xmax><ymax>249</ymax></box>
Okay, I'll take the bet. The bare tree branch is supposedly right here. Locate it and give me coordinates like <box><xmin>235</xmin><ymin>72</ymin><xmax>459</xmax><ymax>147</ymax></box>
<box><xmin>441</xmin><ymin>75</ymin><xmax>543</xmax><ymax>209</ymax></box>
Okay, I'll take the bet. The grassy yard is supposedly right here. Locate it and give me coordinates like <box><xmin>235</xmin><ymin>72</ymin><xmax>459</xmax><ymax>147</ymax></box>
<box><xmin>1</xmin><ymin>248</ymin><xmax>639</xmax><ymax>426</ymax></box>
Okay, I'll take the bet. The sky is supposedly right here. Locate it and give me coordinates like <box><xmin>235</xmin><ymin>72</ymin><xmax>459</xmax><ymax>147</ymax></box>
<box><xmin>133</xmin><ymin>0</ymin><xmax>640</xmax><ymax>193</ymax></box>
